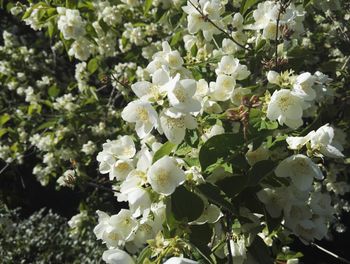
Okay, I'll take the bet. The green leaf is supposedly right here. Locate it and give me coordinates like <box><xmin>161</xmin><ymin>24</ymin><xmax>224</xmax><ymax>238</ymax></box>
<box><xmin>144</xmin><ymin>0</ymin><xmax>152</xmax><ymax>15</ymax></box>
<box><xmin>35</xmin><ymin>120</ymin><xmax>57</xmax><ymax>132</ymax></box>
<box><xmin>190</xmin><ymin>43</ymin><xmax>198</xmax><ymax>57</ymax></box>
<box><xmin>137</xmin><ymin>246</ymin><xmax>152</xmax><ymax>264</ymax></box>
<box><xmin>171</xmin><ymin>186</ymin><xmax>204</xmax><ymax>222</ymax></box>
<box><xmin>0</xmin><ymin>128</ymin><xmax>8</xmax><ymax>138</ymax></box>
<box><xmin>264</xmin><ymin>206</ymin><xmax>282</xmax><ymax>233</ymax></box>
<box><xmin>240</xmin><ymin>0</ymin><xmax>260</xmax><ymax>15</ymax></box>
<box><xmin>184</xmin><ymin>129</ymin><xmax>199</xmax><ymax>148</ymax></box>
<box><xmin>0</xmin><ymin>113</ymin><xmax>10</xmax><ymax>126</ymax></box>
<box><xmin>48</xmin><ymin>85</ymin><xmax>60</xmax><ymax>97</ymax></box>
<box><xmin>199</xmin><ymin>133</ymin><xmax>244</xmax><ymax>171</ymax></box>
<box><xmin>247</xmin><ymin>160</ymin><xmax>276</xmax><ymax>186</ymax></box>
<box><xmin>170</xmin><ymin>30</ymin><xmax>182</xmax><ymax>46</ymax></box>
<box><xmin>189</xmin><ymin>224</ymin><xmax>213</xmax><ymax>261</ymax></box>
<box><xmin>248</xmin><ymin>236</ymin><xmax>274</xmax><ymax>264</ymax></box>
<box><xmin>196</xmin><ymin>183</ymin><xmax>234</xmax><ymax>213</ymax></box>
<box><xmin>152</xmin><ymin>141</ymin><xmax>177</xmax><ymax>164</ymax></box>
<box><xmin>216</xmin><ymin>175</ymin><xmax>248</xmax><ymax>199</ymax></box>
<box><xmin>87</xmin><ymin>58</ymin><xmax>99</xmax><ymax>74</ymax></box>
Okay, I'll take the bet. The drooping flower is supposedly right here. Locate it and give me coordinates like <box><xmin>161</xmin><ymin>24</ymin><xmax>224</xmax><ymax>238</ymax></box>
<box><xmin>102</xmin><ymin>249</ymin><xmax>135</xmax><ymax>264</ymax></box>
<box><xmin>275</xmin><ymin>154</ymin><xmax>323</xmax><ymax>191</ymax></box>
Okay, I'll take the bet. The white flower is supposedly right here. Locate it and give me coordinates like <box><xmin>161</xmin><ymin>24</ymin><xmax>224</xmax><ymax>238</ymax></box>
<box><xmin>292</xmin><ymin>72</ymin><xmax>316</xmax><ymax>101</ymax></box>
<box><xmin>252</xmin><ymin>1</ymin><xmax>279</xmax><ymax>30</ymax></box>
<box><xmin>231</xmin><ymin>87</ymin><xmax>251</xmax><ymax>106</ymax></box>
<box><xmin>267</xmin><ymin>70</ymin><xmax>280</xmax><ymax>85</ymax></box>
<box><xmin>159</xmin><ymin>108</ymin><xmax>197</xmax><ymax>144</ymax></box>
<box><xmin>275</xmin><ymin>154</ymin><xmax>323</xmax><ymax>191</ymax></box>
<box><xmin>131</xmin><ymin>68</ymin><xmax>169</xmax><ymax>104</ymax></box>
<box><xmin>286</xmin><ymin>130</ymin><xmax>315</xmax><ymax>150</ymax></box>
<box><xmin>165</xmin><ymin>74</ymin><xmax>201</xmax><ymax>113</ymax></box>
<box><xmin>57</xmin><ymin>8</ymin><xmax>86</xmax><ymax>40</ymax></box>
<box><xmin>215</xmin><ymin>56</ymin><xmax>250</xmax><ymax>80</ymax></box>
<box><xmin>266</xmin><ymin>89</ymin><xmax>304</xmax><ymax>129</ymax></box>
<box><xmin>102</xmin><ymin>249</ymin><xmax>135</xmax><ymax>264</ymax></box>
<box><xmin>57</xmin><ymin>169</ymin><xmax>76</xmax><ymax>188</ymax></box>
<box><xmin>68</xmin><ymin>38</ymin><xmax>93</xmax><ymax>61</ymax></box>
<box><xmin>257</xmin><ymin>187</ymin><xmax>285</xmax><ymax>217</ymax></box>
<box><xmin>310</xmin><ymin>124</ymin><xmax>344</xmax><ymax>158</ymax></box>
<box><xmin>109</xmin><ymin>209</ymin><xmax>138</xmax><ymax>241</ymax></box>
<box><xmin>147</xmin><ymin>156</ymin><xmax>186</xmax><ymax>195</ymax></box>
<box><xmin>132</xmin><ymin>219</ymin><xmax>158</xmax><ymax>248</ymax></box>
<box><xmin>230</xmin><ymin>238</ymin><xmax>247</xmax><ymax>264</ymax></box>
<box><xmin>210</xmin><ymin>75</ymin><xmax>236</xmax><ymax>101</ymax></box>
<box><xmin>96</xmin><ymin>136</ymin><xmax>136</xmax><ymax>179</ymax></box>
<box><xmin>127</xmin><ymin>187</ymin><xmax>152</xmax><ymax>217</ymax></box>
<box><xmin>122</xmin><ymin>100</ymin><xmax>159</xmax><ymax>138</ymax></box>
<box><xmin>163</xmin><ymin>257</ymin><xmax>199</xmax><ymax>264</ymax></box>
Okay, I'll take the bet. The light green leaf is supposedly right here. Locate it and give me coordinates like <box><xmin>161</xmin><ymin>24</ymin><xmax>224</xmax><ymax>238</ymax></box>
<box><xmin>152</xmin><ymin>141</ymin><xmax>176</xmax><ymax>164</ymax></box>
<box><xmin>0</xmin><ymin>113</ymin><xmax>10</xmax><ymax>126</ymax></box>
<box><xmin>87</xmin><ymin>58</ymin><xmax>99</xmax><ymax>74</ymax></box>
<box><xmin>144</xmin><ymin>0</ymin><xmax>152</xmax><ymax>15</ymax></box>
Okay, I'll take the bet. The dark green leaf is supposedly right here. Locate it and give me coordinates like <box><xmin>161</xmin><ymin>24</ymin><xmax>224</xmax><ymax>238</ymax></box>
<box><xmin>216</xmin><ymin>175</ymin><xmax>248</xmax><ymax>199</ymax></box>
<box><xmin>248</xmin><ymin>236</ymin><xmax>273</xmax><ymax>264</ymax></box>
<box><xmin>171</xmin><ymin>186</ymin><xmax>204</xmax><ymax>222</ymax></box>
<box><xmin>196</xmin><ymin>183</ymin><xmax>234</xmax><ymax>213</ymax></box>
<box><xmin>199</xmin><ymin>133</ymin><xmax>244</xmax><ymax>171</ymax></box>
<box><xmin>247</xmin><ymin>160</ymin><xmax>276</xmax><ymax>186</ymax></box>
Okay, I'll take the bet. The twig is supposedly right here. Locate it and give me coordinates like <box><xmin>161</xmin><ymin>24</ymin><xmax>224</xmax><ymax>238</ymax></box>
<box><xmin>274</xmin><ymin>4</ymin><xmax>282</xmax><ymax>70</ymax></box>
<box><xmin>86</xmin><ymin>181</ymin><xmax>117</xmax><ymax>193</ymax></box>
<box><xmin>225</xmin><ymin>214</ymin><xmax>233</xmax><ymax>264</ymax></box>
<box><xmin>188</xmin><ymin>0</ymin><xmax>251</xmax><ymax>51</ymax></box>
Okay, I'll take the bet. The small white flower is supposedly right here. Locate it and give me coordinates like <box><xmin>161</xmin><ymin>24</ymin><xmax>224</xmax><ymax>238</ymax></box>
<box><xmin>266</xmin><ymin>89</ymin><xmax>304</xmax><ymax>129</ymax></box>
<box><xmin>292</xmin><ymin>72</ymin><xmax>316</xmax><ymax>101</ymax></box>
<box><xmin>165</xmin><ymin>74</ymin><xmax>201</xmax><ymax>113</ymax></box>
<box><xmin>215</xmin><ymin>56</ymin><xmax>250</xmax><ymax>80</ymax></box>
<box><xmin>310</xmin><ymin>124</ymin><xmax>344</xmax><ymax>158</ymax></box>
<box><xmin>210</xmin><ymin>75</ymin><xmax>236</xmax><ymax>101</ymax></box>
<box><xmin>109</xmin><ymin>209</ymin><xmax>138</xmax><ymax>241</ymax></box>
<box><xmin>102</xmin><ymin>249</ymin><xmax>135</xmax><ymax>264</ymax></box>
<box><xmin>275</xmin><ymin>154</ymin><xmax>323</xmax><ymax>191</ymax></box>
<box><xmin>57</xmin><ymin>8</ymin><xmax>86</xmax><ymax>40</ymax></box>
<box><xmin>163</xmin><ymin>257</ymin><xmax>199</xmax><ymax>264</ymax></box>
<box><xmin>159</xmin><ymin>108</ymin><xmax>197</xmax><ymax>144</ymax></box>
<box><xmin>122</xmin><ymin>100</ymin><xmax>159</xmax><ymax>138</ymax></box>
<box><xmin>147</xmin><ymin>156</ymin><xmax>186</xmax><ymax>195</ymax></box>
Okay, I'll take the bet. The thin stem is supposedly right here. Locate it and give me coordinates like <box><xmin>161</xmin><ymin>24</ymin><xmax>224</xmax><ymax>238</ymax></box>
<box><xmin>86</xmin><ymin>181</ymin><xmax>117</xmax><ymax>193</ymax></box>
<box><xmin>188</xmin><ymin>0</ymin><xmax>251</xmax><ymax>51</ymax></box>
<box><xmin>274</xmin><ymin>4</ymin><xmax>282</xmax><ymax>70</ymax></box>
<box><xmin>225</xmin><ymin>214</ymin><xmax>233</xmax><ymax>264</ymax></box>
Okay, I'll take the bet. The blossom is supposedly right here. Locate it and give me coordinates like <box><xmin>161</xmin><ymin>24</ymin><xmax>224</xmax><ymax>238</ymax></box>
<box><xmin>68</xmin><ymin>38</ymin><xmax>93</xmax><ymax>61</ymax></box>
<box><xmin>57</xmin><ymin>8</ymin><xmax>86</xmax><ymax>40</ymax></box>
<box><xmin>147</xmin><ymin>156</ymin><xmax>186</xmax><ymax>195</ymax></box>
<box><xmin>210</xmin><ymin>75</ymin><xmax>236</xmax><ymax>101</ymax></box>
<box><xmin>266</xmin><ymin>89</ymin><xmax>304</xmax><ymax>129</ymax></box>
<box><xmin>131</xmin><ymin>68</ymin><xmax>169</xmax><ymax>104</ymax></box>
<box><xmin>215</xmin><ymin>56</ymin><xmax>250</xmax><ymax>80</ymax></box>
<box><xmin>275</xmin><ymin>154</ymin><xmax>323</xmax><ymax>191</ymax></box>
<box><xmin>165</xmin><ymin>74</ymin><xmax>201</xmax><ymax>113</ymax></box>
<box><xmin>292</xmin><ymin>72</ymin><xmax>316</xmax><ymax>101</ymax></box>
<box><xmin>102</xmin><ymin>249</ymin><xmax>135</xmax><ymax>264</ymax></box>
<box><xmin>122</xmin><ymin>100</ymin><xmax>159</xmax><ymax>138</ymax></box>
<box><xmin>286</xmin><ymin>124</ymin><xmax>344</xmax><ymax>158</ymax></box>
<box><xmin>163</xmin><ymin>257</ymin><xmax>199</xmax><ymax>264</ymax></box>
<box><xmin>159</xmin><ymin>108</ymin><xmax>197</xmax><ymax>144</ymax></box>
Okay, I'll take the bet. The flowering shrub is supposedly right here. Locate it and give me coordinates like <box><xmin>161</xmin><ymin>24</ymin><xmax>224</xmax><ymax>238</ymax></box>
<box><xmin>2</xmin><ymin>0</ymin><xmax>350</xmax><ymax>263</ymax></box>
